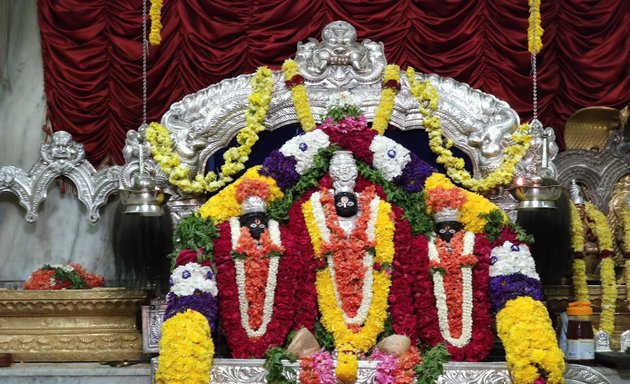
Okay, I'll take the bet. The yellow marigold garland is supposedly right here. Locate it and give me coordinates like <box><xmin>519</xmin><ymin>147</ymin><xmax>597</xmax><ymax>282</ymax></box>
<box><xmin>497</xmin><ymin>297</ymin><xmax>565</xmax><ymax>384</ymax></box>
<box><xmin>155</xmin><ymin>310</ymin><xmax>214</xmax><ymax>384</ymax></box>
<box><xmin>424</xmin><ymin>173</ymin><xmax>505</xmax><ymax>233</ymax></box>
<box><xmin>528</xmin><ymin>0</ymin><xmax>543</xmax><ymax>54</ymax></box>
<box><xmin>197</xmin><ymin>166</ymin><xmax>283</xmax><ymax>225</ymax></box>
<box><xmin>146</xmin><ymin>66</ymin><xmax>274</xmax><ymax>193</ymax></box>
<box><xmin>372</xmin><ymin>64</ymin><xmax>401</xmax><ymax>135</ymax></box>
<box><xmin>407</xmin><ymin>68</ymin><xmax>532</xmax><ymax>192</ymax></box>
<box><xmin>624</xmin><ymin>207</ymin><xmax>630</xmax><ymax>304</ymax></box>
<box><xmin>568</xmin><ymin>202</ymin><xmax>589</xmax><ymax>302</ymax></box>
<box><xmin>584</xmin><ymin>202</ymin><xmax>617</xmax><ymax>335</ymax></box>
<box><xmin>303</xmin><ymin>199</ymin><xmax>394</xmax><ymax>379</ymax></box>
<box><xmin>282</xmin><ymin>59</ymin><xmax>316</xmax><ymax>131</ymax></box>
<box><xmin>149</xmin><ymin>0</ymin><xmax>163</xmax><ymax>46</ymax></box>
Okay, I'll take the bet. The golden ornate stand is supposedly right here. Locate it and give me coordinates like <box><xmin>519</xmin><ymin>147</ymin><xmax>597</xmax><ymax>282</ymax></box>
<box><xmin>0</xmin><ymin>288</ymin><xmax>148</xmax><ymax>362</ymax></box>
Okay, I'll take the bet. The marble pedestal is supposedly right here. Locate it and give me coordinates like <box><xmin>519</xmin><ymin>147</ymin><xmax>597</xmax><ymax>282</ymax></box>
<box><xmin>0</xmin><ymin>362</ymin><xmax>151</xmax><ymax>384</ymax></box>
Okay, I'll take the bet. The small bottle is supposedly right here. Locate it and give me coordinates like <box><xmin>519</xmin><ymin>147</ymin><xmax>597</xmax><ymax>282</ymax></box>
<box><xmin>565</xmin><ymin>301</ymin><xmax>595</xmax><ymax>364</ymax></box>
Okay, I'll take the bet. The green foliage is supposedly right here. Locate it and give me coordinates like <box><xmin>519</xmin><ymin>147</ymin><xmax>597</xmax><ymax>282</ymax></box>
<box><xmin>314</xmin><ymin>319</ymin><xmax>335</xmax><ymax>351</ymax></box>
<box><xmin>357</xmin><ymin>162</ymin><xmax>434</xmax><ymax>236</ymax></box>
<box><xmin>169</xmin><ymin>214</ymin><xmax>218</xmax><ymax>269</ymax></box>
<box><xmin>43</xmin><ymin>265</ymin><xmax>90</xmax><ymax>289</ymax></box>
<box><xmin>414</xmin><ymin>344</ymin><xmax>450</xmax><ymax>384</ymax></box>
<box><xmin>325</xmin><ymin>104</ymin><xmax>363</xmax><ymax>123</ymax></box>
<box><xmin>267</xmin><ymin>146</ymin><xmax>337</xmax><ymax>222</ymax></box>
<box><xmin>481</xmin><ymin>209</ymin><xmax>535</xmax><ymax>244</ymax></box>
<box><xmin>263</xmin><ymin>347</ymin><xmax>297</xmax><ymax>384</ymax></box>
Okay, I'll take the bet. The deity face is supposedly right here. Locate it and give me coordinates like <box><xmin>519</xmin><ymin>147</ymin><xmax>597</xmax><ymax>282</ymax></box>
<box><xmin>51</xmin><ymin>132</ymin><xmax>75</xmax><ymax>159</ymax></box>
<box><xmin>334</xmin><ymin>192</ymin><xmax>358</xmax><ymax>218</ymax></box>
<box><xmin>435</xmin><ymin>221</ymin><xmax>463</xmax><ymax>242</ymax></box>
<box><xmin>239</xmin><ymin>212</ymin><xmax>269</xmax><ymax>240</ymax></box>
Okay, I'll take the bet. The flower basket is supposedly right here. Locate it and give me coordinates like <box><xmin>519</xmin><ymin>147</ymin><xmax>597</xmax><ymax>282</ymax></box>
<box><xmin>0</xmin><ymin>288</ymin><xmax>148</xmax><ymax>362</ymax></box>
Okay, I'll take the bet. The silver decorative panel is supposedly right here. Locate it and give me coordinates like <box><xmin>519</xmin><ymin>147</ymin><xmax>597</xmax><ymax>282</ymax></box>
<box><xmin>150</xmin><ymin>358</ymin><xmax>611</xmax><ymax>384</ymax></box>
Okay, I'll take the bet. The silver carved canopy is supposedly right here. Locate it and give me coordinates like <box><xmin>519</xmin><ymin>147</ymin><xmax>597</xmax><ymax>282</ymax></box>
<box><xmin>0</xmin><ymin>20</ymin><xmax>556</xmax><ymax>222</ymax></box>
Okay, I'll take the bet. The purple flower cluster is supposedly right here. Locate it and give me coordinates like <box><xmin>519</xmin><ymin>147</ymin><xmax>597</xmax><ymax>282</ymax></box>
<box><xmin>489</xmin><ymin>274</ymin><xmax>543</xmax><ymax>313</ymax></box>
<box><xmin>259</xmin><ymin>150</ymin><xmax>300</xmax><ymax>191</ymax></box>
<box><xmin>392</xmin><ymin>153</ymin><xmax>435</xmax><ymax>193</ymax></box>
<box><xmin>164</xmin><ymin>291</ymin><xmax>218</xmax><ymax>330</ymax></box>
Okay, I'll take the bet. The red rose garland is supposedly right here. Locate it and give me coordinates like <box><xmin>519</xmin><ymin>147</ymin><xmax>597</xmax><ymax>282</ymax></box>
<box><xmin>214</xmin><ymin>221</ymin><xmax>298</xmax><ymax>358</ymax></box>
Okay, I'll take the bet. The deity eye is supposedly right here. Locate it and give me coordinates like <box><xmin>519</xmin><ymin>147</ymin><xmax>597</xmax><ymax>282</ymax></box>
<box><xmin>346</xmin><ymin>201</ymin><xmax>355</xmax><ymax>207</ymax></box>
<box><xmin>439</xmin><ymin>228</ymin><xmax>446</xmax><ymax>234</ymax></box>
<box><xmin>448</xmin><ymin>229</ymin><xmax>456</xmax><ymax>234</ymax></box>
<box><xmin>258</xmin><ymin>223</ymin><xmax>266</xmax><ymax>229</ymax></box>
<box><xmin>250</xmin><ymin>223</ymin><xmax>257</xmax><ymax>228</ymax></box>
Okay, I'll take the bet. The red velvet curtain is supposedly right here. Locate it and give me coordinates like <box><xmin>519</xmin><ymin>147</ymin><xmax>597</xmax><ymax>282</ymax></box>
<box><xmin>38</xmin><ymin>0</ymin><xmax>630</xmax><ymax>166</ymax></box>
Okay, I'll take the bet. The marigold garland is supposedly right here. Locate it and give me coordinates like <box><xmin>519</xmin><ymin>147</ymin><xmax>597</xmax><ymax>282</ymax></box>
<box><xmin>149</xmin><ymin>0</ymin><xmax>163</xmax><ymax>46</ymax></box>
<box><xmin>372</xmin><ymin>64</ymin><xmax>401</xmax><ymax>135</ymax></box>
<box><xmin>568</xmin><ymin>202</ymin><xmax>589</xmax><ymax>302</ymax></box>
<box><xmin>155</xmin><ymin>310</ymin><xmax>214</xmax><ymax>384</ymax></box>
<box><xmin>282</xmin><ymin>59</ymin><xmax>316</xmax><ymax>131</ymax></box>
<box><xmin>584</xmin><ymin>202</ymin><xmax>617</xmax><ymax>335</ymax></box>
<box><xmin>147</xmin><ymin>66</ymin><xmax>274</xmax><ymax>193</ymax></box>
<box><xmin>528</xmin><ymin>0</ymin><xmax>543</xmax><ymax>54</ymax></box>
<box><xmin>496</xmin><ymin>297</ymin><xmax>565</xmax><ymax>384</ymax></box>
<box><xmin>624</xmin><ymin>207</ymin><xmax>630</xmax><ymax>304</ymax></box>
<box><xmin>408</xmin><ymin>66</ymin><xmax>532</xmax><ymax>192</ymax></box>
<box><xmin>197</xmin><ymin>166</ymin><xmax>283</xmax><ymax>224</ymax></box>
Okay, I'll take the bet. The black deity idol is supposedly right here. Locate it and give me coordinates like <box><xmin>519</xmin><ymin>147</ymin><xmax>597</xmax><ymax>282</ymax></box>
<box><xmin>239</xmin><ymin>212</ymin><xmax>269</xmax><ymax>240</ymax></box>
<box><xmin>334</xmin><ymin>192</ymin><xmax>358</xmax><ymax>218</ymax></box>
<box><xmin>435</xmin><ymin>221</ymin><xmax>463</xmax><ymax>242</ymax></box>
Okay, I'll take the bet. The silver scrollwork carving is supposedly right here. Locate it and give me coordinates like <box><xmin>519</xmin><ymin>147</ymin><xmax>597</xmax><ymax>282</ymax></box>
<box><xmin>149</xmin><ymin>358</ymin><xmax>611</xmax><ymax>384</ymax></box>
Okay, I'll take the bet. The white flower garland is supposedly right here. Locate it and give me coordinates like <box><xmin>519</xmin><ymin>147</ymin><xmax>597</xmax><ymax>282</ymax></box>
<box><xmin>229</xmin><ymin>217</ymin><xmax>281</xmax><ymax>338</ymax></box>
<box><xmin>169</xmin><ymin>262</ymin><xmax>218</xmax><ymax>297</ymax></box>
<box><xmin>427</xmin><ymin>231</ymin><xmax>475</xmax><ymax>347</ymax></box>
<box><xmin>309</xmin><ymin>191</ymin><xmax>381</xmax><ymax>325</ymax></box>
<box><xmin>489</xmin><ymin>241</ymin><xmax>540</xmax><ymax>280</ymax></box>
<box><xmin>369</xmin><ymin>135</ymin><xmax>411</xmax><ymax>181</ymax></box>
<box><xmin>279</xmin><ymin>130</ymin><xmax>330</xmax><ymax>175</ymax></box>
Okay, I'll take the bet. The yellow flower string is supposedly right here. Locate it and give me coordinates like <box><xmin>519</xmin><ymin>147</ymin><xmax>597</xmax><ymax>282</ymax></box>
<box><xmin>497</xmin><ymin>297</ymin><xmax>565</xmax><ymax>384</ymax></box>
<box><xmin>624</xmin><ymin>207</ymin><xmax>630</xmax><ymax>305</ymax></box>
<box><xmin>584</xmin><ymin>202</ymin><xmax>617</xmax><ymax>335</ymax></box>
<box><xmin>197</xmin><ymin>166</ymin><xmax>283</xmax><ymax>225</ymax></box>
<box><xmin>407</xmin><ymin>68</ymin><xmax>532</xmax><ymax>192</ymax></box>
<box><xmin>569</xmin><ymin>202</ymin><xmax>589</xmax><ymax>302</ymax></box>
<box><xmin>283</xmin><ymin>60</ymin><xmax>402</xmax><ymax>136</ymax></box>
<box><xmin>147</xmin><ymin>66</ymin><xmax>274</xmax><ymax>193</ymax></box>
<box><xmin>424</xmin><ymin>173</ymin><xmax>505</xmax><ymax>233</ymax></box>
<box><xmin>303</xmin><ymin>199</ymin><xmax>394</xmax><ymax>380</ymax></box>
<box><xmin>155</xmin><ymin>310</ymin><xmax>214</xmax><ymax>384</ymax></box>
<box><xmin>528</xmin><ymin>0</ymin><xmax>543</xmax><ymax>54</ymax></box>
<box><xmin>372</xmin><ymin>64</ymin><xmax>401</xmax><ymax>135</ymax></box>
<box><xmin>282</xmin><ymin>59</ymin><xmax>316</xmax><ymax>131</ymax></box>
<box><xmin>149</xmin><ymin>0</ymin><xmax>163</xmax><ymax>46</ymax></box>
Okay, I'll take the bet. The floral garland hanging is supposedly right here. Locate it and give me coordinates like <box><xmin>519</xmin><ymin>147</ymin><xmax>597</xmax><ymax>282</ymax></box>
<box><xmin>568</xmin><ymin>202</ymin><xmax>589</xmax><ymax>302</ymax></box>
<box><xmin>584</xmin><ymin>202</ymin><xmax>617</xmax><ymax>336</ymax></box>
<box><xmin>282</xmin><ymin>59</ymin><xmax>401</xmax><ymax>136</ymax></box>
<box><xmin>213</xmin><ymin>218</ymin><xmax>298</xmax><ymax>358</ymax></box>
<box><xmin>528</xmin><ymin>0</ymin><xmax>543</xmax><ymax>54</ymax></box>
<box><xmin>146</xmin><ymin>66</ymin><xmax>274</xmax><ymax>193</ymax></box>
<box><xmin>303</xmin><ymin>185</ymin><xmax>394</xmax><ymax>382</ymax></box>
<box><xmin>624</xmin><ymin>207</ymin><xmax>630</xmax><ymax>305</ymax></box>
<box><xmin>407</xmin><ymin>66</ymin><xmax>532</xmax><ymax>192</ymax></box>
<box><xmin>149</xmin><ymin>0</ymin><xmax>163</xmax><ymax>46</ymax></box>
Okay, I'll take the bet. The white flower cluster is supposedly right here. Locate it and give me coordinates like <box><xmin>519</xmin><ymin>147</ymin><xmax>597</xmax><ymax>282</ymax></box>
<box><xmin>280</xmin><ymin>130</ymin><xmax>330</xmax><ymax>174</ymax></box>
<box><xmin>326</xmin><ymin>90</ymin><xmax>359</xmax><ymax>111</ymax></box>
<box><xmin>169</xmin><ymin>262</ymin><xmax>218</xmax><ymax>297</ymax></box>
<box><xmin>489</xmin><ymin>241</ymin><xmax>540</xmax><ymax>280</ymax></box>
<box><xmin>369</xmin><ymin>135</ymin><xmax>411</xmax><ymax>181</ymax></box>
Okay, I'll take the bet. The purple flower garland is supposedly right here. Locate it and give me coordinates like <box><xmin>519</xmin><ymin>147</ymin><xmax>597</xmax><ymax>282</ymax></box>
<box><xmin>489</xmin><ymin>274</ymin><xmax>543</xmax><ymax>313</ymax></box>
<box><xmin>164</xmin><ymin>291</ymin><xmax>219</xmax><ymax>330</ymax></box>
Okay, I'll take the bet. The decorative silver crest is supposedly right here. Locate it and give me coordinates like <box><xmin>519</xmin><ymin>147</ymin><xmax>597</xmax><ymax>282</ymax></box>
<box><xmin>595</xmin><ymin>330</ymin><xmax>611</xmax><ymax>352</ymax></box>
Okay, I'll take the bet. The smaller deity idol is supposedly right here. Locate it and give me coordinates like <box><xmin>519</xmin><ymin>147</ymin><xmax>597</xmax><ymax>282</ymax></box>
<box><xmin>213</xmin><ymin>178</ymin><xmax>297</xmax><ymax>358</ymax></box>
<box><xmin>424</xmin><ymin>187</ymin><xmax>484</xmax><ymax>352</ymax></box>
